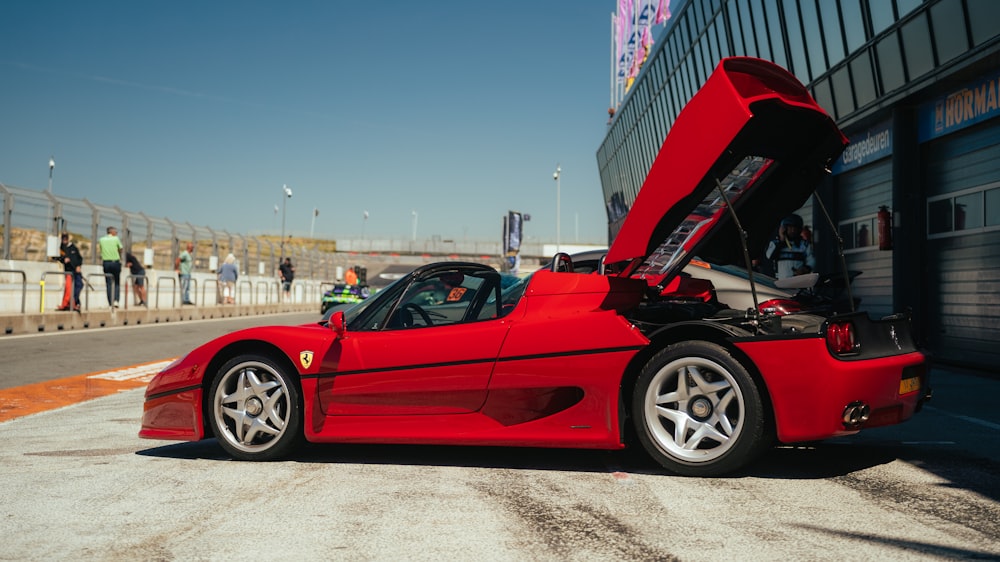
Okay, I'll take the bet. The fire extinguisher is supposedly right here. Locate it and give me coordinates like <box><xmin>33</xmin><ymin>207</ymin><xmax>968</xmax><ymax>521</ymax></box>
<box><xmin>877</xmin><ymin>205</ymin><xmax>893</xmax><ymax>250</ymax></box>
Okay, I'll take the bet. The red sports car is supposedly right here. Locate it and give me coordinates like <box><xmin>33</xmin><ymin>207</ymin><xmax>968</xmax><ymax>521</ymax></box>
<box><xmin>140</xmin><ymin>57</ymin><xmax>930</xmax><ymax>476</ymax></box>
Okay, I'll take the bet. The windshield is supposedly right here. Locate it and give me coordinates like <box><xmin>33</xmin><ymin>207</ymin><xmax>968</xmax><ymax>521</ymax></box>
<box><xmin>343</xmin><ymin>275</ymin><xmax>409</xmax><ymax>327</ymax></box>
<box><xmin>339</xmin><ymin>269</ymin><xmax>531</xmax><ymax>331</ymax></box>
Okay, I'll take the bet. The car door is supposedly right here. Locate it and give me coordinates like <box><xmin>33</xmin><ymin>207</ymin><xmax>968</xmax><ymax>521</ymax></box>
<box><xmin>316</xmin><ymin>268</ymin><xmax>510</xmax><ymax>416</ymax></box>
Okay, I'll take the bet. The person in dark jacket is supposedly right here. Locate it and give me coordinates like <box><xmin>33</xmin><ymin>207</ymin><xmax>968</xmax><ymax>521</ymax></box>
<box><xmin>279</xmin><ymin>258</ymin><xmax>295</xmax><ymax>302</ymax></box>
<box><xmin>125</xmin><ymin>252</ymin><xmax>147</xmax><ymax>307</ymax></box>
<box><xmin>56</xmin><ymin>233</ymin><xmax>83</xmax><ymax>311</ymax></box>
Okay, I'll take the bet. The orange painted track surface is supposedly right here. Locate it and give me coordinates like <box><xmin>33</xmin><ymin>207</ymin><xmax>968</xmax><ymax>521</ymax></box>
<box><xmin>0</xmin><ymin>359</ymin><xmax>176</xmax><ymax>423</ymax></box>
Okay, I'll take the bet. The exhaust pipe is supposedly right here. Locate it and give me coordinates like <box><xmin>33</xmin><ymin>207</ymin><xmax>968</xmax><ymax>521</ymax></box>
<box><xmin>842</xmin><ymin>401</ymin><xmax>870</xmax><ymax>428</ymax></box>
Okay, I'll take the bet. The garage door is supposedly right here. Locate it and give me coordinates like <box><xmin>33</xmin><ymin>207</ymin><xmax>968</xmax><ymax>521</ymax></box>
<box><xmin>923</xmin><ymin>120</ymin><xmax>1000</xmax><ymax>370</ymax></box>
<box><xmin>833</xmin><ymin>160</ymin><xmax>894</xmax><ymax>319</ymax></box>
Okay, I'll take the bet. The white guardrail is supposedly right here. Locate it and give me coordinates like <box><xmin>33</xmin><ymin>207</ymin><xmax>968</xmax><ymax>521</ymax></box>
<box><xmin>0</xmin><ymin>259</ymin><xmax>324</xmax><ymax>315</ymax></box>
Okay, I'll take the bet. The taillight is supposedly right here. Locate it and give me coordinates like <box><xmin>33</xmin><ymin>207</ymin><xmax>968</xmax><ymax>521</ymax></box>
<box><xmin>758</xmin><ymin>298</ymin><xmax>803</xmax><ymax>316</ymax></box>
<box><xmin>826</xmin><ymin>321</ymin><xmax>858</xmax><ymax>355</ymax></box>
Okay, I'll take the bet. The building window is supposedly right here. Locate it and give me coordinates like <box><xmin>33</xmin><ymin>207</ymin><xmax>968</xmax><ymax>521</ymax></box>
<box><xmin>680</xmin><ymin>10</ymin><xmax>692</xmax><ymax>49</ymax></box>
<box><xmin>850</xmin><ymin>52</ymin><xmax>877</xmax><ymax>108</ymax></box>
<box><xmin>901</xmin><ymin>12</ymin><xmax>934</xmax><ymax>80</ymax></box>
<box><xmin>783</xmin><ymin>0</ymin><xmax>810</xmax><ymax>83</ymax></box>
<box><xmin>968</xmin><ymin>0</ymin><xmax>1000</xmax><ymax>47</ymax></box>
<box><xmin>896</xmin><ymin>0</ymin><xmax>924</xmax><ymax>19</ymax></box>
<box><xmin>928</xmin><ymin>199</ymin><xmax>953</xmax><ymax>235</ymax></box>
<box><xmin>819</xmin><ymin>0</ymin><xmax>845</xmax><ymax>66</ymax></box>
<box><xmin>876</xmin><ymin>32</ymin><xmax>906</xmax><ymax>93</ymax></box>
<box><xmin>693</xmin><ymin>0</ymin><xmax>705</xmax><ymax>31</ymax></box>
<box><xmin>928</xmin><ymin>184</ymin><xmax>1000</xmax><ymax>237</ymax></box>
<box><xmin>751</xmin><ymin>0</ymin><xmax>771</xmax><ymax>61</ymax></box>
<box><xmin>800</xmin><ymin>0</ymin><xmax>827</xmax><ymax>79</ymax></box>
<box><xmin>955</xmin><ymin>193</ymin><xmax>984</xmax><ymax>230</ymax></box>
<box><xmin>839</xmin><ymin>215</ymin><xmax>880</xmax><ymax>252</ymax></box>
<box><xmin>831</xmin><ymin>65</ymin><xmax>855</xmax><ymax>116</ymax></box>
<box><xmin>700</xmin><ymin>37</ymin><xmax>713</xmax><ymax>83</ymax></box>
<box><xmin>930</xmin><ymin>0</ymin><xmax>968</xmax><ymax>65</ymax></box>
<box><xmin>812</xmin><ymin>78</ymin><xmax>835</xmax><ymax>118</ymax></box>
<box><xmin>987</xmin><ymin>187</ymin><xmax>1000</xmax><ymax>227</ymax></box>
<box><xmin>842</xmin><ymin>0</ymin><xmax>867</xmax><ymax>52</ymax></box>
<box><xmin>738</xmin><ymin>0</ymin><xmax>760</xmax><ymax>57</ymax></box>
<box><xmin>870</xmin><ymin>0</ymin><xmax>896</xmax><ymax>35</ymax></box>
<box><xmin>764</xmin><ymin>0</ymin><xmax>787</xmax><ymax>68</ymax></box>
<box><xmin>728</xmin><ymin>0</ymin><xmax>746</xmax><ymax>56</ymax></box>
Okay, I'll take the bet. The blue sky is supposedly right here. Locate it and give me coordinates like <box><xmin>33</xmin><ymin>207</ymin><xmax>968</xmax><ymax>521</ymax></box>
<box><xmin>0</xmin><ymin>1</ymin><xmax>637</xmax><ymax>245</ymax></box>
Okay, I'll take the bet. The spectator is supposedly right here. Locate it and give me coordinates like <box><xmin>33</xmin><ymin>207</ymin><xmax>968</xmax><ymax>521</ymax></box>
<box><xmin>176</xmin><ymin>242</ymin><xmax>194</xmax><ymax>305</ymax></box>
<box><xmin>56</xmin><ymin>233</ymin><xmax>83</xmax><ymax>312</ymax></box>
<box><xmin>279</xmin><ymin>258</ymin><xmax>295</xmax><ymax>302</ymax></box>
<box><xmin>218</xmin><ymin>254</ymin><xmax>239</xmax><ymax>304</ymax></box>
<box><xmin>765</xmin><ymin>214</ymin><xmax>815</xmax><ymax>279</ymax></box>
<box><xmin>125</xmin><ymin>252</ymin><xmax>147</xmax><ymax>307</ymax></box>
<box><xmin>98</xmin><ymin>226</ymin><xmax>124</xmax><ymax>307</ymax></box>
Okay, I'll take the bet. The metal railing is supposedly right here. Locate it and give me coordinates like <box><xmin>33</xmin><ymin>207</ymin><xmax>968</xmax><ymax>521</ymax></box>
<box><xmin>0</xmin><ymin>269</ymin><xmax>28</xmax><ymax>313</ymax></box>
<box><xmin>154</xmin><ymin>276</ymin><xmax>178</xmax><ymax>309</ymax></box>
<box><xmin>123</xmin><ymin>274</ymin><xmax>148</xmax><ymax>310</ymax></box>
<box><xmin>39</xmin><ymin>270</ymin><xmax>71</xmax><ymax>312</ymax></box>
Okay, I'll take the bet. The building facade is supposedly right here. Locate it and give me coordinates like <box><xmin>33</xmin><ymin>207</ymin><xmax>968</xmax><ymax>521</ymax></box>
<box><xmin>597</xmin><ymin>0</ymin><xmax>1000</xmax><ymax>371</ymax></box>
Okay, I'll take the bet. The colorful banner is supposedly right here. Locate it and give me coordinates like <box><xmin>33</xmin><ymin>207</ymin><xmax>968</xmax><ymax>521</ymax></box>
<box><xmin>613</xmin><ymin>0</ymin><xmax>672</xmax><ymax>97</ymax></box>
<box><xmin>506</xmin><ymin>211</ymin><xmax>522</xmax><ymax>254</ymax></box>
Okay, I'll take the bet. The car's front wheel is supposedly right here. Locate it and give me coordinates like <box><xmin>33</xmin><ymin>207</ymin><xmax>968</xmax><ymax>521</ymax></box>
<box><xmin>209</xmin><ymin>355</ymin><xmax>302</xmax><ymax>461</ymax></box>
<box><xmin>632</xmin><ymin>341</ymin><xmax>767</xmax><ymax>476</ymax></box>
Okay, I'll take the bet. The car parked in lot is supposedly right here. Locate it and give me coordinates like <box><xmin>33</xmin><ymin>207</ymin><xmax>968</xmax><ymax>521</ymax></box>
<box><xmin>140</xmin><ymin>58</ymin><xmax>929</xmax><ymax>476</ymax></box>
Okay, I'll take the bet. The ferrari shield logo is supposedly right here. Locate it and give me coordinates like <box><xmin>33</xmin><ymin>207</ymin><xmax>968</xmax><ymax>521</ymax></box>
<box><xmin>299</xmin><ymin>351</ymin><xmax>314</xmax><ymax>369</ymax></box>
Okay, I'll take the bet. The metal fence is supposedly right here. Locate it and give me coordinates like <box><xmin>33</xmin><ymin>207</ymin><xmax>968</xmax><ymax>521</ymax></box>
<box><xmin>0</xmin><ymin>182</ymin><xmax>605</xmax><ymax>279</ymax></box>
<box><xmin>0</xmin><ymin>182</ymin><xmax>339</xmax><ymax>277</ymax></box>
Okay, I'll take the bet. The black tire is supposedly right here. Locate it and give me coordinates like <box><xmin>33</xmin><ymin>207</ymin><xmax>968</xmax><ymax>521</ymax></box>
<box><xmin>631</xmin><ymin>341</ymin><xmax>767</xmax><ymax>476</ymax></box>
<box><xmin>209</xmin><ymin>354</ymin><xmax>303</xmax><ymax>461</ymax></box>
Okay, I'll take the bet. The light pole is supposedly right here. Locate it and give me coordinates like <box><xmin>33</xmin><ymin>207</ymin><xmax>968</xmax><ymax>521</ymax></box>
<box><xmin>553</xmin><ymin>164</ymin><xmax>561</xmax><ymax>254</ymax></box>
<box><xmin>411</xmin><ymin>210</ymin><xmax>418</xmax><ymax>241</ymax></box>
<box><xmin>362</xmin><ymin>210</ymin><xmax>369</xmax><ymax>240</ymax></box>
<box><xmin>279</xmin><ymin>184</ymin><xmax>292</xmax><ymax>261</ymax></box>
<box><xmin>47</xmin><ymin>156</ymin><xmax>56</xmax><ymax>236</ymax></box>
<box><xmin>310</xmin><ymin>207</ymin><xmax>319</xmax><ymax>238</ymax></box>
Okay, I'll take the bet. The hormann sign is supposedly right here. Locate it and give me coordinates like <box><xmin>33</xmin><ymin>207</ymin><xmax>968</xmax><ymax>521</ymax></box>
<box><xmin>919</xmin><ymin>69</ymin><xmax>1000</xmax><ymax>142</ymax></box>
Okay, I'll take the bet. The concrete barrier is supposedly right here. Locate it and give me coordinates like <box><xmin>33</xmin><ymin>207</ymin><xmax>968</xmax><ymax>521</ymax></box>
<box><xmin>0</xmin><ymin>301</ymin><xmax>320</xmax><ymax>336</ymax></box>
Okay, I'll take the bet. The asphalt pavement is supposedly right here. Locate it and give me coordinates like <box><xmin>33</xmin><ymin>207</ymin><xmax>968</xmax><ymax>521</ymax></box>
<box><xmin>0</xmin><ymin>313</ymin><xmax>998</xmax><ymax>559</ymax></box>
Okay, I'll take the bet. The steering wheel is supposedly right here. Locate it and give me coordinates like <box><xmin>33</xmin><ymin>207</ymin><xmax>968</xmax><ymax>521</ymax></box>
<box><xmin>401</xmin><ymin>303</ymin><xmax>434</xmax><ymax>326</ymax></box>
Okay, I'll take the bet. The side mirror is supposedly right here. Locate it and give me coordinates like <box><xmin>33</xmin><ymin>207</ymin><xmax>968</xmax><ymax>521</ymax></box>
<box><xmin>329</xmin><ymin>310</ymin><xmax>347</xmax><ymax>339</ymax></box>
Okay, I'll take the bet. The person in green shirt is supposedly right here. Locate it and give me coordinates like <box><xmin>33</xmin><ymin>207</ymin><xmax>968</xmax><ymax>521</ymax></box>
<box><xmin>98</xmin><ymin>226</ymin><xmax>124</xmax><ymax>307</ymax></box>
<box><xmin>175</xmin><ymin>242</ymin><xmax>194</xmax><ymax>305</ymax></box>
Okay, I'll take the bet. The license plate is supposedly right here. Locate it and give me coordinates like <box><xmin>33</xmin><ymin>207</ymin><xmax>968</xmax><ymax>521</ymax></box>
<box><xmin>899</xmin><ymin>376</ymin><xmax>922</xmax><ymax>395</ymax></box>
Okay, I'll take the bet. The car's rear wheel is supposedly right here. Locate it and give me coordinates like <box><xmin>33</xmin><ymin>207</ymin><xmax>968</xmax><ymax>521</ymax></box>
<box><xmin>209</xmin><ymin>355</ymin><xmax>302</xmax><ymax>461</ymax></box>
<box><xmin>632</xmin><ymin>341</ymin><xmax>766</xmax><ymax>476</ymax></box>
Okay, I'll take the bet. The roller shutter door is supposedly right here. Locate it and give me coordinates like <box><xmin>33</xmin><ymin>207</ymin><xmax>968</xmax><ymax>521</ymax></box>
<box><xmin>923</xmin><ymin>121</ymin><xmax>1000</xmax><ymax>370</ymax></box>
<box><xmin>833</xmin><ymin>160</ymin><xmax>894</xmax><ymax>319</ymax></box>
